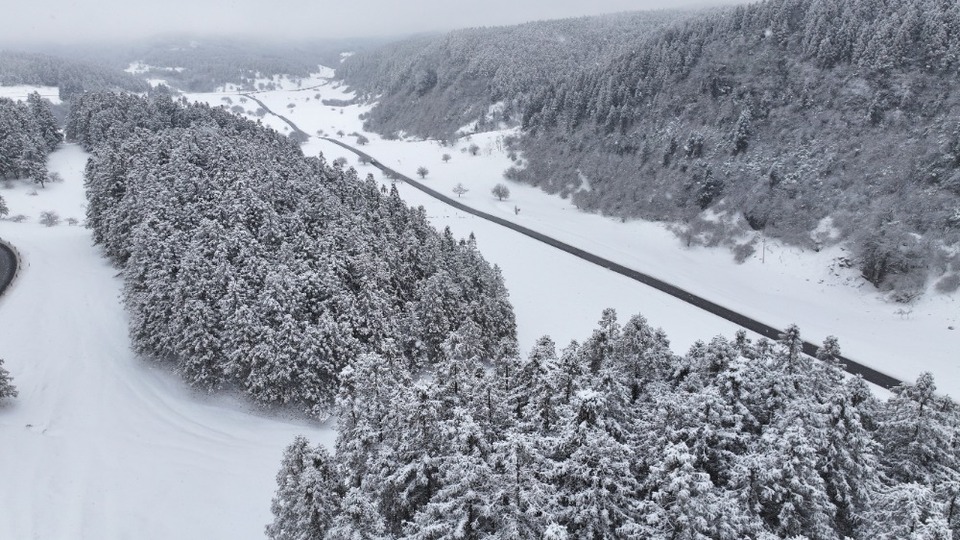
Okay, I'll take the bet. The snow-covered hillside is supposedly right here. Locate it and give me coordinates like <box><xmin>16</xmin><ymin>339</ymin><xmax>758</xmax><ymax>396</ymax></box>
<box><xmin>0</xmin><ymin>144</ymin><xmax>333</xmax><ymax>539</ymax></box>
<box><xmin>188</xmin><ymin>70</ymin><xmax>960</xmax><ymax>398</ymax></box>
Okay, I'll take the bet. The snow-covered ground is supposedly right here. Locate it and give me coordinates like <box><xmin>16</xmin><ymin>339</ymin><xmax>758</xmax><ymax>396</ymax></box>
<box><xmin>188</xmin><ymin>69</ymin><xmax>959</xmax><ymax>398</ymax></box>
<box><xmin>0</xmin><ymin>144</ymin><xmax>334</xmax><ymax>539</ymax></box>
<box><xmin>1</xmin><ymin>69</ymin><xmax>956</xmax><ymax>536</ymax></box>
<box><xmin>0</xmin><ymin>85</ymin><xmax>61</xmax><ymax>104</ymax></box>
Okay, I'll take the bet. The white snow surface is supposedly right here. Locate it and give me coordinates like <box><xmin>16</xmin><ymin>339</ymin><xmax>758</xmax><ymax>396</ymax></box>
<box><xmin>189</xmin><ymin>68</ymin><xmax>959</xmax><ymax>398</ymax></box>
<box><xmin>0</xmin><ymin>145</ymin><xmax>334</xmax><ymax>539</ymax></box>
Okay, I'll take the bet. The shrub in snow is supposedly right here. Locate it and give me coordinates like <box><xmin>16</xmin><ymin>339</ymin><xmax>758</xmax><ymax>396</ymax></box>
<box><xmin>491</xmin><ymin>183</ymin><xmax>510</xmax><ymax>201</ymax></box>
<box><xmin>39</xmin><ymin>211</ymin><xmax>60</xmax><ymax>227</ymax></box>
<box><xmin>416</xmin><ymin>166</ymin><xmax>429</xmax><ymax>179</ymax></box>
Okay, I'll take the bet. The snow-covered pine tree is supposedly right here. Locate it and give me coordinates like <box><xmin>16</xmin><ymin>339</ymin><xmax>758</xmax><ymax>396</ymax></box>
<box><xmin>26</xmin><ymin>92</ymin><xmax>62</xmax><ymax>152</ymax></box>
<box><xmin>267</xmin><ymin>437</ymin><xmax>341</xmax><ymax>540</ymax></box>
<box><xmin>0</xmin><ymin>357</ymin><xmax>17</xmax><ymax>401</ymax></box>
<box><xmin>323</xmin><ymin>487</ymin><xmax>388</xmax><ymax>540</ymax></box>
<box><xmin>549</xmin><ymin>389</ymin><xmax>641</xmax><ymax>537</ymax></box>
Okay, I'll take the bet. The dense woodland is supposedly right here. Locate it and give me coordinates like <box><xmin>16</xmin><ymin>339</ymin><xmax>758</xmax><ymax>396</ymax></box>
<box><xmin>340</xmin><ymin>0</ymin><xmax>960</xmax><ymax>298</ymax></box>
<box><xmin>38</xmin><ymin>36</ymin><xmax>389</xmax><ymax>93</ymax></box>
<box><xmin>269</xmin><ymin>310</ymin><xmax>960</xmax><ymax>539</ymax></box>
<box><xmin>0</xmin><ymin>92</ymin><xmax>61</xmax><ymax>187</ymax></box>
<box><xmin>68</xmin><ymin>92</ymin><xmax>516</xmax><ymax>414</ymax></box>
<box><xmin>337</xmin><ymin>12</ymin><xmax>688</xmax><ymax>140</ymax></box>
<box><xmin>0</xmin><ymin>50</ymin><xmax>148</xmax><ymax>101</ymax></box>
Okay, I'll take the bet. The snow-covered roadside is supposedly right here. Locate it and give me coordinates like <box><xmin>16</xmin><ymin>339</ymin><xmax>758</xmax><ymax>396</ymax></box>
<box><xmin>188</xmin><ymin>69</ymin><xmax>959</xmax><ymax>397</ymax></box>
<box><xmin>0</xmin><ymin>144</ymin><xmax>334</xmax><ymax>540</ymax></box>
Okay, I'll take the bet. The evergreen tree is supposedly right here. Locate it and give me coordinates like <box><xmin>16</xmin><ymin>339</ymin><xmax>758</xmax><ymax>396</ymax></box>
<box><xmin>26</xmin><ymin>92</ymin><xmax>62</xmax><ymax>152</ymax></box>
<box><xmin>267</xmin><ymin>437</ymin><xmax>341</xmax><ymax>540</ymax></box>
<box><xmin>0</xmin><ymin>357</ymin><xmax>17</xmax><ymax>401</ymax></box>
<box><xmin>324</xmin><ymin>488</ymin><xmax>388</xmax><ymax>540</ymax></box>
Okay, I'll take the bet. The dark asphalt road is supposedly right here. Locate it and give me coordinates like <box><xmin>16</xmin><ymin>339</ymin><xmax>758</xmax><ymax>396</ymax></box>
<box><xmin>0</xmin><ymin>240</ymin><xmax>17</xmax><ymax>299</ymax></box>
<box><xmin>320</xmin><ymin>136</ymin><xmax>904</xmax><ymax>391</ymax></box>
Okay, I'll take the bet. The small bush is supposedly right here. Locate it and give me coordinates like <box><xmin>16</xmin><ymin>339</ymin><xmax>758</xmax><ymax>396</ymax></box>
<box><xmin>66</xmin><ymin>217</ymin><xmax>80</xmax><ymax>226</ymax></box>
<box><xmin>47</xmin><ymin>172</ymin><xmax>63</xmax><ymax>183</ymax></box>
<box><xmin>733</xmin><ymin>242</ymin><xmax>756</xmax><ymax>264</ymax></box>
<box><xmin>935</xmin><ymin>273</ymin><xmax>960</xmax><ymax>294</ymax></box>
<box><xmin>9</xmin><ymin>214</ymin><xmax>27</xmax><ymax>223</ymax></box>
<box><xmin>39</xmin><ymin>211</ymin><xmax>60</xmax><ymax>227</ymax></box>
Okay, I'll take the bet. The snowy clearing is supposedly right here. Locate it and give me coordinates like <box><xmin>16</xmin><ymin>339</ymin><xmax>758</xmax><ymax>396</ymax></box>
<box><xmin>0</xmin><ymin>145</ymin><xmax>334</xmax><ymax>539</ymax></box>
<box><xmin>0</xmin><ymin>85</ymin><xmax>61</xmax><ymax>104</ymax></box>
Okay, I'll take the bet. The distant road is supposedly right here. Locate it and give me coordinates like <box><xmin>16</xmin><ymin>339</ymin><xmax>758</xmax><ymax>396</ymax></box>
<box><xmin>320</xmin><ymin>136</ymin><xmax>904</xmax><ymax>391</ymax></box>
<box><xmin>239</xmin><ymin>93</ymin><xmax>310</xmax><ymax>141</ymax></box>
<box><xmin>0</xmin><ymin>240</ymin><xmax>17</xmax><ymax>299</ymax></box>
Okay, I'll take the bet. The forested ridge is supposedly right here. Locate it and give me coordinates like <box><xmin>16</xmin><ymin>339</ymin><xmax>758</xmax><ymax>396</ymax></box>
<box><xmin>340</xmin><ymin>0</ymin><xmax>960</xmax><ymax>299</ymax></box>
<box><xmin>269</xmin><ymin>310</ymin><xmax>960</xmax><ymax>539</ymax></box>
<box><xmin>67</xmin><ymin>92</ymin><xmax>516</xmax><ymax>415</ymax></box>
<box><xmin>0</xmin><ymin>50</ymin><xmax>148</xmax><ymax>101</ymax></box>
<box><xmin>337</xmin><ymin>11</ymin><xmax>688</xmax><ymax>139</ymax></box>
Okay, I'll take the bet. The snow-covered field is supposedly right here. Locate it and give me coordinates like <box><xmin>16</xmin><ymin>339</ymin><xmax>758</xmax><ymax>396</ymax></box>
<box><xmin>0</xmin><ymin>85</ymin><xmax>61</xmax><ymax>104</ymax></box>
<box><xmin>0</xmin><ymin>144</ymin><xmax>333</xmax><ymax>539</ymax></box>
<box><xmin>189</xmin><ymin>70</ymin><xmax>960</xmax><ymax>398</ymax></box>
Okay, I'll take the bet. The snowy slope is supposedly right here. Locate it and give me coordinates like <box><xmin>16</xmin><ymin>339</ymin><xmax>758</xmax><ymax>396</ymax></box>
<box><xmin>0</xmin><ymin>145</ymin><xmax>334</xmax><ymax>539</ymax></box>
<box><xmin>189</xmin><ymin>69</ymin><xmax>959</xmax><ymax>397</ymax></box>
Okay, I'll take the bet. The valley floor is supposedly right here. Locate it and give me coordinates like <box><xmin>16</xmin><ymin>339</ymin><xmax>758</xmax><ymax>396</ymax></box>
<box><xmin>189</xmin><ymin>69</ymin><xmax>959</xmax><ymax>397</ymax></box>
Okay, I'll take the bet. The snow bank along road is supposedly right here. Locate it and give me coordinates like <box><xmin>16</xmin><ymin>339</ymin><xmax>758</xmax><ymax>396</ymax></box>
<box><xmin>321</xmin><ymin>136</ymin><xmax>903</xmax><ymax>391</ymax></box>
<box><xmin>0</xmin><ymin>239</ymin><xmax>16</xmax><ymax>299</ymax></box>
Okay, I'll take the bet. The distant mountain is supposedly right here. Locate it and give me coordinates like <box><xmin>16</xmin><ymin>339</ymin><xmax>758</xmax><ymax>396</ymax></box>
<box><xmin>339</xmin><ymin>0</ymin><xmax>960</xmax><ymax>300</ymax></box>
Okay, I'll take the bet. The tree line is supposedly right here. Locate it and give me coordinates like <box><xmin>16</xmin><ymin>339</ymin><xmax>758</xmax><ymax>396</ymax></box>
<box><xmin>269</xmin><ymin>309</ymin><xmax>959</xmax><ymax>539</ymax></box>
<box><xmin>68</xmin><ymin>92</ymin><xmax>516</xmax><ymax>415</ymax></box>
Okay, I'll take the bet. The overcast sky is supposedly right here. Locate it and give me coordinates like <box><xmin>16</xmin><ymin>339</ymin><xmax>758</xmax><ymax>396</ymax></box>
<box><xmin>2</xmin><ymin>0</ymin><xmax>750</xmax><ymax>44</ymax></box>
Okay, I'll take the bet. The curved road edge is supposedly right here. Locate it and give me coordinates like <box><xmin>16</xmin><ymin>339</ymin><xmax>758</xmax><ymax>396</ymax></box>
<box><xmin>0</xmin><ymin>238</ymin><xmax>20</xmax><ymax>301</ymax></box>
<box><xmin>320</xmin><ymin>136</ymin><xmax>904</xmax><ymax>391</ymax></box>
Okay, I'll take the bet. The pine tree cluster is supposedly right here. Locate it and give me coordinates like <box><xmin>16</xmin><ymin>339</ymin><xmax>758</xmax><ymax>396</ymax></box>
<box><xmin>270</xmin><ymin>310</ymin><xmax>960</xmax><ymax>539</ymax></box>
<box><xmin>68</xmin><ymin>92</ymin><xmax>516</xmax><ymax>415</ymax></box>
<box><xmin>0</xmin><ymin>92</ymin><xmax>61</xmax><ymax>185</ymax></box>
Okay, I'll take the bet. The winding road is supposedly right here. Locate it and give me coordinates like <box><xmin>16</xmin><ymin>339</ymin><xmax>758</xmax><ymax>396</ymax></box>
<box><xmin>0</xmin><ymin>239</ymin><xmax>17</xmax><ymax>299</ymax></box>
<box><xmin>320</xmin><ymin>136</ymin><xmax>903</xmax><ymax>391</ymax></box>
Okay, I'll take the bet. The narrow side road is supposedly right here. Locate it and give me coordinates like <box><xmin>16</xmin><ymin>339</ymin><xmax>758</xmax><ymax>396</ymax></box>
<box><xmin>321</xmin><ymin>136</ymin><xmax>904</xmax><ymax>391</ymax></box>
<box><xmin>240</xmin><ymin>93</ymin><xmax>310</xmax><ymax>141</ymax></box>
